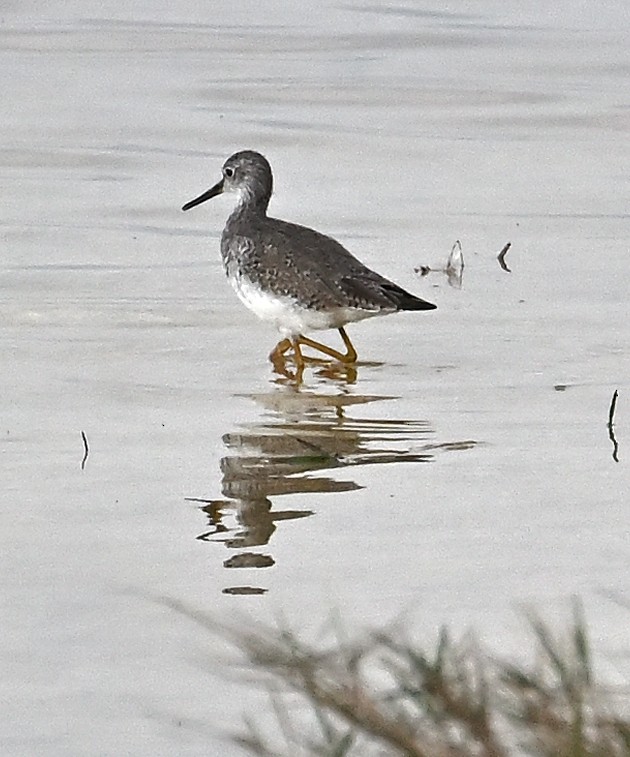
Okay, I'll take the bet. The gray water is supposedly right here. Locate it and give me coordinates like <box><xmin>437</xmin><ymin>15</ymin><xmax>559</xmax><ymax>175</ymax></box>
<box><xmin>2</xmin><ymin>1</ymin><xmax>629</xmax><ymax>754</ymax></box>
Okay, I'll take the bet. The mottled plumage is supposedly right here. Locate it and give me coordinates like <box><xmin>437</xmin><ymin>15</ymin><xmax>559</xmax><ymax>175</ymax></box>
<box><xmin>182</xmin><ymin>150</ymin><xmax>436</xmax><ymax>371</ymax></box>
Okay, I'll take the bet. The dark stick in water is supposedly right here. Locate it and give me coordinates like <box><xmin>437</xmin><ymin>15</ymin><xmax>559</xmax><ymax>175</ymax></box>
<box><xmin>608</xmin><ymin>390</ymin><xmax>619</xmax><ymax>463</ymax></box>
<box><xmin>81</xmin><ymin>431</ymin><xmax>89</xmax><ymax>470</ymax></box>
<box><xmin>497</xmin><ymin>242</ymin><xmax>512</xmax><ymax>272</ymax></box>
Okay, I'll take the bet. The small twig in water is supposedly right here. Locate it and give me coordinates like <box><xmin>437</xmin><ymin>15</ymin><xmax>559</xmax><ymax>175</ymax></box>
<box><xmin>607</xmin><ymin>390</ymin><xmax>619</xmax><ymax>463</ymax></box>
<box><xmin>414</xmin><ymin>240</ymin><xmax>464</xmax><ymax>288</ymax></box>
<box><xmin>608</xmin><ymin>389</ymin><xmax>619</xmax><ymax>428</ymax></box>
<box><xmin>446</xmin><ymin>240</ymin><xmax>464</xmax><ymax>272</ymax></box>
<box><xmin>445</xmin><ymin>240</ymin><xmax>464</xmax><ymax>288</ymax></box>
<box><xmin>497</xmin><ymin>242</ymin><xmax>512</xmax><ymax>272</ymax></box>
<box><xmin>81</xmin><ymin>431</ymin><xmax>89</xmax><ymax>470</ymax></box>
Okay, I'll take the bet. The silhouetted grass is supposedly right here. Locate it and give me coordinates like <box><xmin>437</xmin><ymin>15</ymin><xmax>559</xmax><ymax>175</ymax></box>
<box><xmin>163</xmin><ymin>598</ymin><xmax>630</xmax><ymax>756</ymax></box>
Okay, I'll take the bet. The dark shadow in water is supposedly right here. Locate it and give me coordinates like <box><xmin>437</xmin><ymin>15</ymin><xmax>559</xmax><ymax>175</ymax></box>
<box><xmin>189</xmin><ymin>383</ymin><xmax>476</xmax><ymax>595</ymax></box>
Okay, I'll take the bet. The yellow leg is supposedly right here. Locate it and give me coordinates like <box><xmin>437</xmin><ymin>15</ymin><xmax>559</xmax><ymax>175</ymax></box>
<box><xmin>291</xmin><ymin>338</ymin><xmax>305</xmax><ymax>369</ymax></box>
<box><xmin>270</xmin><ymin>338</ymin><xmax>293</xmax><ymax>379</ymax></box>
<box><xmin>338</xmin><ymin>327</ymin><xmax>358</xmax><ymax>363</ymax></box>
<box><xmin>297</xmin><ymin>327</ymin><xmax>358</xmax><ymax>364</ymax></box>
<box><xmin>269</xmin><ymin>337</ymin><xmax>305</xmax><ymax>383</ymax></box>
<box><xmin>269</xmin><ymin>338</ymin><xmax>292</xmax><ymax>364</ymax></box>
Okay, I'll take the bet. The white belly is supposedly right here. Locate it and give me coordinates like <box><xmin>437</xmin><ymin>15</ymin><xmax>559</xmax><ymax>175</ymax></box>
<box><xmin>230</xmin><ymin>276</ymin><xmax>379</xmax><ymax>337</ymax></box>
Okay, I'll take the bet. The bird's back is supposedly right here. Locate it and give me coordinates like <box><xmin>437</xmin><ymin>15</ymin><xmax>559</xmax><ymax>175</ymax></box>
<box><xmin>222</xmin><ymin>213</ymin><xmax>435</xmax><ymax>313</ymax></box>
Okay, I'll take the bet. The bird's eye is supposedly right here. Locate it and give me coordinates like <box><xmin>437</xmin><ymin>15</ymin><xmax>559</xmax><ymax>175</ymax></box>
<box><xmin>224</xmin><ymin>166</ymin><xmax>234</xmax><ymax>178</ymax></box>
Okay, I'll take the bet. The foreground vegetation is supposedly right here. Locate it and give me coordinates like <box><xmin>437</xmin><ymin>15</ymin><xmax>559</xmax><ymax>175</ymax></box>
<box><xmin>166</xmin><ymin>599</ymin><xmax>630</xmax><ymax>756</ymax></box>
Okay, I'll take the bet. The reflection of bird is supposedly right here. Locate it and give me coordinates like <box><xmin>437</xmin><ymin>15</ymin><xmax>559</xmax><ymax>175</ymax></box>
<box><xmin>182</xmin><ymin>150</ymin><xmax>436</xmax><ymax>372</ymax></box>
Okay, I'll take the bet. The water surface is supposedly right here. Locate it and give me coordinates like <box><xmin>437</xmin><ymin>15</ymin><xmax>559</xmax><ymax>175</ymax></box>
<box><xmin>2</xmin><ymin>1</ymin><xmax>629</xmax><ymax>754</ymax></box>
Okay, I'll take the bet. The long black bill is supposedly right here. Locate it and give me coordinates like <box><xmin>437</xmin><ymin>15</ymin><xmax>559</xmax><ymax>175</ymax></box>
<box><xmin>181</xmin><ymin>178</ymin><xmax>224</xmax><ymax>211</ymax></box>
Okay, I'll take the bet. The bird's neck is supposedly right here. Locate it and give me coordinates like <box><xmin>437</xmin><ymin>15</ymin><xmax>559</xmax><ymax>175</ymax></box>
<box><xmin>229</xmin><ymin>187</ymin><xmax>269</xmax><ymax>222</ymax></box>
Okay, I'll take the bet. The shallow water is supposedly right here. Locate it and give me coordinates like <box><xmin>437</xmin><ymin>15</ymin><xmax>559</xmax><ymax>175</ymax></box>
<box><xmin>2</xmin><ymin>1</ymin><xmax>629</xmax><ymax>754</ymax></box>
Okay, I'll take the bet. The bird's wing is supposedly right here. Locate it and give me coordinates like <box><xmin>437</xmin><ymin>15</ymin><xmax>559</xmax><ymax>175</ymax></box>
<box><xmin>254</xmin><ymin>219</ymin><xmax>397</xmax><ymax>309</ymax></box>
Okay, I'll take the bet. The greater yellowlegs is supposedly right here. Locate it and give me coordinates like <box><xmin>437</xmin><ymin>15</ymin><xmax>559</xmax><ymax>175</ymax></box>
<box><xmin>182</xmin><ymin>150</ymin><xmax>436</xmax><ymax>372</ymax></box>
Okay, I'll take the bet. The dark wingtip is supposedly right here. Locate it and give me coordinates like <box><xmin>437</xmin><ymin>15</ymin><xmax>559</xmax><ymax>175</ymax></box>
<box><xmin>401</xmin><ymin>297</ymin><xmax>437</xmax><ymax>311</ymax></box>
<box><xmin>380</xmin><ymin>282</ymin><xmax>436</xmax><ymax>311</ymax></box>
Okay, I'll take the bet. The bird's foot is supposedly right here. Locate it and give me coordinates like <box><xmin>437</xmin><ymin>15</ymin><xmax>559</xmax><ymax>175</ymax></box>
<box><xmin>269</xmin><ymin>329</ymin><xmax>358</xmax><ymax>383</ymax></box>
<box><xmin>270</xmin><ymin>338</ymin><xmax>304</xmax><ymax>384</ymax></box>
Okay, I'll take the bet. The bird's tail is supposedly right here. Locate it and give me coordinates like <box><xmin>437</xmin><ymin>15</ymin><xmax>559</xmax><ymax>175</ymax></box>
<box><xmin>381</xmin><ymin>282</ymin><xmax>436</xmax><ymax>311</ymax></box>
